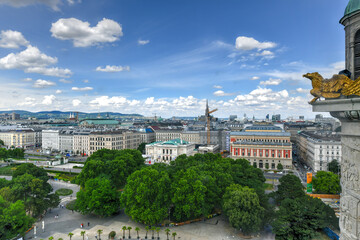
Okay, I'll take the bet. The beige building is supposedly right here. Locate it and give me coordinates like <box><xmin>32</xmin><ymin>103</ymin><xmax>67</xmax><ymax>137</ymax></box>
<box><xmin>146</xmin><ymin>138</ymin><xmax>195</xmax><ymax>163</ymax></box>
<box><xmin>181</xmin><ymin>131</ymin><xmax>200</xmax><ymax>144</ymax></box>
<box><xmin>0</xmin><ymin>129</ymin><xmax>35</xmax><ymax>148</ymax></box>
<box><xmin>73</xmin><ymin>131</ymin><xmax>90</xmax><ymax>156</ymax></box>
<box><xmin>155</xmin><ymin>129</ymin><xmax>182</xmax><ymax>141</ymax></box>
<box><xmin>89</xmin><ymin>130</ymin><xmax>141</xmax><ymax>155</ymax></box>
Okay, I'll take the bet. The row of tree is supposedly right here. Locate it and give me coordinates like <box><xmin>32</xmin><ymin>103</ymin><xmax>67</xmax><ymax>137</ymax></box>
<box><xmin>0</xmin><ymin>163</ymin><xmax>60</xmax><ymax>239</ymax></box>
<box><xmin>0</xmin><ymin>147</ymin><xmax>25</xmax><ymax>160</ymax></box>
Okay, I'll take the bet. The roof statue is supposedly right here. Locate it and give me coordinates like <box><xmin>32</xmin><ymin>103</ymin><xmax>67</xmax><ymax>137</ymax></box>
<box><xmin>303</xmin><ymin>72</ymin><xmax>360</xmax><ymax>103</ymax></box>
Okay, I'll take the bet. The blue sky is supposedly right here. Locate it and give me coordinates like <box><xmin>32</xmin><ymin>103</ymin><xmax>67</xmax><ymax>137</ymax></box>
<box><xmin>0</xmin><ymin>0</ymin><xmax>350</xmax><ymax>118</ymax></box>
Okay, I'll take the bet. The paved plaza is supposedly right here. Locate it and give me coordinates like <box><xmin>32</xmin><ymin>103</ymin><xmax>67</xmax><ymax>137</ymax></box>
<box><xmin>24</xmin><ymin>182</ymin><xmax>275</xmax><ymax>240</ymax></box>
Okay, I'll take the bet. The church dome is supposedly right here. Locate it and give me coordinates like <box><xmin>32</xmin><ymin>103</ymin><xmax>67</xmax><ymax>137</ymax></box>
<box><xmin>344</xmin><ymin>0</ymin><xmax>360</xmax><ymax>17</ymax></box>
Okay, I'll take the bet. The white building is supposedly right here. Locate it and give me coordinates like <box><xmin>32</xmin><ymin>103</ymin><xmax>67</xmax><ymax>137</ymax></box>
<box><xmin>42</xmin><ymin>130</ymin><xmax>60</xmax><ymax>151</ymax></box>
<box><xmin>297</xmin><ymin>131</ymin><xmax>341</xmax><ymax>172</ymax></box>
<box><xmin>146</xmin><ymin>138</ymin><xmax>195</xmax><ymax>163</ymax></box>
<box><xmin>59</xmin><ymin>130</ymin><xmax>74</xmax><ymax>153</ymax></box>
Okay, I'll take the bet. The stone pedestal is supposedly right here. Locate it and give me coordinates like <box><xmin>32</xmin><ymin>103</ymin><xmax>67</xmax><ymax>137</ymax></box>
<box><xmin>312</xmin><ymin>98</ymin><xmax>360</xmax><ymax>240</ymax></box>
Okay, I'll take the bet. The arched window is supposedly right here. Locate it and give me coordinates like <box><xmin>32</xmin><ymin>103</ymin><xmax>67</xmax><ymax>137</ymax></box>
<box><xmin>354</xmin><ymin>30</ymin><xmax>360</xmax><ymax>79</ymax></box>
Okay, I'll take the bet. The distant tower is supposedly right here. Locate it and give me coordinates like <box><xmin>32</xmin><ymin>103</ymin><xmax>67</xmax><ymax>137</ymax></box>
<box><xmin>205</xmin><ymin>100</ymin><xmax>209</xmax><ymax>119</ymax></box>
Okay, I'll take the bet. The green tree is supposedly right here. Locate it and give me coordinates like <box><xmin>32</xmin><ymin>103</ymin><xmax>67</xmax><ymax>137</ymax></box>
<box><xmin>151</xmin><ymin>226</ymin><xmax>155</xmax><ymax>239</ymax></box>
<box><xmin>75</xmin><ymin>177</ymin><xmax>120</xmax><ymax>216</ymax></box>
<box><xmin>265</xmin><ymin>163</ymin><xmax>269</xmax><ymax>169</ymax></box>
<box><xmin>327</xmin><ymin>159</ymin><xmax>340</xmax><ymax>175</ymax></box>
<box><xmin>12</xmin><ymin>163</ymin><xmax>48</xmax><ymax>182</ymax></box>
<box><xmin>172</xmin><ymin>232</ymin><xmax>177</xmax><ymax>240</ymax></box>
<box><xmin>272</xmin><ymin>195</ymin><xmax>338</xmax><ymax>239</ymax></box>
<box><xmin>156</xmin><ymin>227</ymin><xmax>160</xmax><ymax>239</ymax></box>
<box><xmin>135</xmin><ymin>227</ymin><xmax>140</xmax><ymax>239</ymax></box>
<box><xmin>128</xmin><ymin>226</ymin><xmax>132</xmax><ymax>239</ymax></box>
<box><xmin>80</xmin><ymin>231</ymin><xmax>86</xmax><ymax>240</ymax></box>
<box><xmin>273</xmin><ymin>174</ymin><xmax>305</xmax><ymax>204</ymax></box>
<box><xmin>0</xmin><ymin>196</ymin><xmax>34</xmax><ymax>240</ymax></box>
<box><xmin>277</xmin><ymin>163</ymin><xmax>283</xmax><ymax>171</ymax></box>
<box><xmin>122</xmin><ymin>226</ymin><xmax>127</xmax><ymax>238</ymax></box>
<box><xmin>121</xmin><ymin>167</ymin><xmax>171</xmax><ymax>225</ymax></box>
<box><xmin>223</xmin><ymin>184</ymin><xmax>264</xmax><ymax>235</ymax></box>
<box><xmin>0</xmin><ymin>148</ymin><xmax>8</xmax><ymax>160</ymax></box>
<box><xmin>97</xmin><ymin>229</ymin><xmax>103</xmax><ymax>240</ymax></box>
<box><xmin>0</xmin><ymin>139</ymin><xmax>4</xmax><ymax>146</ymax></box>
<box><xmin>145</xmin><ymin>226</ymin><xmax>149</xmax><ymax>239</ymax></box>
<box><xmin>137</xmin><ymin>142</ymin><xmax>147</xmax><ymax>154</ymax></box>
<box><xmin>312</xmin><ymin>171</ymin><xmax>341</xmax><ymax>194</ymax></box>
<box><xmin>252</xmin><ymin>162</ymin><xmax>257</xmax><ymax>168</ymax></box>
<box><xmin>68</xmin><ymin>232</ymin><xmax>74</xmax><ymax>240</ymax></box>
<box><xmin>108</xmin><ymin>231</ymin><xmax>116</xmax><ymax>240</ymax></box>
<box><xmin>165</xmin><ymin>228</ymin><xmax>170</xmax><ymax>240</ymax></box>
<box><xmin>76</xmin><ymin>149</ymin><xmax>144</xmax><ymax>188</ymax></box>
<box><xmin>49</xmin><ymin>237</ymin><xmax>54</xmax><ymax>240</ymax></box>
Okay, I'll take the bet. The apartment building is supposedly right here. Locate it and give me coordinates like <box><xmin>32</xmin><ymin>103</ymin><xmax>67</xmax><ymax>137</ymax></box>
<box><xmin>59</xmin><ymin>130</ymin><xmax>74</xmax><ymax>153</ymax></box>
<box><xmin>155</xmin><ymin>129</ymin><xmax>182</xmax><ymax>141</ymax></box>
<box><xmin>73</xmin><ymin>131</ymin><xmax>90</xmax><ymax>156</ymax></box>
<box><xmin>42</xmin><ymin>130</ymin><xmax>60</xmax><ymax>150</ymax></box>
<box><xmin>230</xmin><ymin>125</ymin><xmax>292</xmax><ymax>169</ymax></box>
<box><xmin>297</xmin><ymin>131</ymin><xmax>341</xmax><ymax>172</ymax></box>
<box><xmin>0</xmin><ymin>129</ymin><xmax>35</xmax><ymax>148</ymax></box>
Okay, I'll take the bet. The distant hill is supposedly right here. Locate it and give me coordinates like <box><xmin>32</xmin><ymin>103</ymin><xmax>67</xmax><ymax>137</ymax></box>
<box><xmin>0</xmin><ymin>110</ymin><xmax>143</xmax><ymax>119</ymax></box>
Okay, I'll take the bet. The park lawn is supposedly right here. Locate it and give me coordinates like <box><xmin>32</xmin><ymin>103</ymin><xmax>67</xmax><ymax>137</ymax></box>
<box><xmin>264</xmin><ymin>183</ymin><xmax>274</xmax><ymax>190</ymax></box>
<box><xmin>56</xmin><ymin>188</ymin><xmax>73</xmax><ymax>196</ymax></box>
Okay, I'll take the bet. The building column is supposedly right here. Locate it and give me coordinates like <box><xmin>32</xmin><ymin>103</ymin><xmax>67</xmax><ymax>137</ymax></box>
<box><xmin>313</xmin><ymin>98</ymin><xmax>360</xmax><ymax>240</ymax></box>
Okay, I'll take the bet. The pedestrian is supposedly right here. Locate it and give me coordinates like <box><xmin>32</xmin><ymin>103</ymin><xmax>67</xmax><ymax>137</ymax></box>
<box><xmin>72</xmin><ymin>210</ymin><xmax>74</xmax><ymax>213</ymax></box>
<box><xmin>88</xmin><ymin>222</ymin><xmax>90</xmax><ymax>227</ymax></box>
<box><xmin>81</xmin><ymin>223</ymin><xmax>84</xmax><ymax>228</ymax></box>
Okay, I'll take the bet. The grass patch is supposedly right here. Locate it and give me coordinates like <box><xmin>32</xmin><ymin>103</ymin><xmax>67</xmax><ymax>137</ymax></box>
<box><xmin>54</xmin><ymin>173</ymin><xmax>77</xmax><ymax>182</ymax></box>
<box><xmin>55</xmin><ymin>188</ymin><xmax>73</xmax><ymax>196</ymax></box>
<box><xmin>66</xmin><ymin>200</ymin><xmax>76</xmax><ymax>211</ymax></box>
<box><xmin>72</xmin><ymin>166</ymin><xmax>83</xmax><ymax>169</ymax></box>
<box><xmin>264</xmin><ymin>183</ymin><xmax>274</xmax><ymax>190</ymax></box>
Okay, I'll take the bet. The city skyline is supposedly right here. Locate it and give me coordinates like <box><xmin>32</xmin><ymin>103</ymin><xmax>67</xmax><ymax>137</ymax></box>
<box><xmin>0</xmin><ymin>0</ymin><xmax>349</xmax><ymax>118</ymax></box>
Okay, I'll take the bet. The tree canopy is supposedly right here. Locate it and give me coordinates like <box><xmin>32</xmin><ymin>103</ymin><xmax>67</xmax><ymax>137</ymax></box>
<box><xmin>223</xmin><ymin>184</ymin><xmax>264</xmax><ymax>235</ymax></box>
<box><xmin>273</xmin><ymin>174</ymin><xmax>305</xmax><ymax>204</ymax></box>
<box><xmin>327</xmin><ymin>160</ymin><xmax>340</xmax><ymax>175</ymax></box>
<box><xmin>76</xmin><ymin>177</ymin><xmax>120</xmax><ymax>216</ymax></box>
<box><xmin>312</xmin><ymin>171</ymin><xmax>341</xmax><ymax>194</ymax></box>
<box><xmin>76</xmin><ymin>149</ymin><xmax>144</xmax><ymax>188</ymax></box>
<box><xmin>137</xmin><ymin>142</ymin><xmax>146</xmax><ymax>154</ymax></box>
<box><xmin>272</xmin><ymin>195</ymin><xmax>338</xmax><ymax>239</ymax></box>
<box><xmin>121</xmin><ymin>167</ymin><xmax>171</xmax><ymax>224</ymax></box>
<box><xmin>13</xmin><ymin>163</ymin><xmax>49</xmax><ymax>182</ymax></box>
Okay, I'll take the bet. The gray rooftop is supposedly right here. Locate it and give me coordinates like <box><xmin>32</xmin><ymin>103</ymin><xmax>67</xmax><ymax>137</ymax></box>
<box><xmin>231</xmin><ymin>132</ymin><xmax>291</xmax><ymax>137</ymax></box>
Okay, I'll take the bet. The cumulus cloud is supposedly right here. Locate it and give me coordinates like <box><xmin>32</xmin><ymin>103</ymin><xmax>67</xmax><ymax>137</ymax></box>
<box><xmin>213</xmin><ymin>85</ymin><xmax>222</xmax><ymax>89</ymax></box>
<box><xmin>251</xmin><ymin>76</ymin><xmax>259</xmax><ymax>80</ymax></box>
<box><xmin>0</xmin><ymin>30</ymin><xmax>29</xmax><ymax>49</ymax></box>
<box><xmin>33</xmin><ymin>79</ymin><xmax>56</xmax><ymax>88</ymax></box>
<box><xmin>59</xmin><ymin>79</ymin><xmax>72</xmax><ymax>83</ymax></box>
<box><xmin>0</xmin><ymin>45</ymin><xmax>72</xmax><ymax>77</ymax></box>
<box><xmin>18</xmin><ymin>97</ymin><xmax>36</xmax><ymax>106</ymax></box>
<box><xmin>138</xmin><ymin>39</ymin><xmax>149</xmax><ymax>45</ymax></box>
<box><xmin>213</xmin><ymin>90</ymin><xmax>235</xmax><ymax>96</ymax></box>
<box><xmin>0</xmin><ymin>0</ymin><xmax>62</xmax><ymax>11</ymax></box>
<box><xmin>72</xmin><ymin>99</ymin><xmax>81</xmax><ymax>106</ymax></box>
<box><xmin>83</xmin><ymin>79</ymin><xmax>89</xmax><ymax>83</ymax></box>
<box><xmin>95</xmin><ymin>65</ymin><xmax>130</xmax><ymax>72</ymax></box>
<box><xmin>51</xmin><ymin>18</ymin><xmax>123</xmax><ymax>47</ymax></box>
<box><xmin>23</xmin><ymin>77</ymin><xmax>32</xmax><ymax>82</ymax></box>
<box><xmin>71</xmin><ymin>86</ymin><xmax>93</xmax><ymax>91</ymax></box>
<box><xmin>90</xmin><ymin>96</ymin><xmax>139</xmax><ymax>107</ymax></box>
<box><xmin>235</xmin><ymin>36</ymin><xmax>276</xmax><ymax>51</ymax></box>
<box><xmin>42</xmin><ymin>95</ymin><xmax>56</xmax><ymax>105</ymax></box>
<box><xmin>55</xmin><ymin>89</ymin><xmax>62</xmax><ymax>94</ymax></box>
<box><xmin>260</xmin><ymin>78</ymin><xmax>282</xmax><ymax>86</ymax></box>
<box><xmin>296</xmin><ymin>88</ymin><xmax>310</xmax><ymax>94</ymax></box>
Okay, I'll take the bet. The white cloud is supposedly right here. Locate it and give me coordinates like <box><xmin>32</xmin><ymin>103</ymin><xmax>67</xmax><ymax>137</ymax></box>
<box><xmin>0</xmin><ymin>0</ymin><xmax>62</xmax><ymax>11</ymax></box>
<box><xmin>95</xmin><ymin>65</ymin><xmax>130</xmax><ymax>72</ymax></box>
<box><xmin>213</xmin><ymin>85</ymin><xmax>222</xmax><ymax>89</ymax></box>
<box><xmin>42</xmin><ymin>95</ymin><xmax>56</xmax><ymax>105</ymax></box>
<box><xmin>83</xmin><ymin>79</ymin><xmax>89</xmax><ymax>83</ymax></box>
<box><xmin>0</xmin><ymin>30</ymin><xmax>29</xmax><ymax>49</ymax></box>
<box><xmin>23</xmin><ymin>77</ymin><xmax>32</xmax><ymax>82</ymax></box>
<box><xmin>0</xmin><ymin>45</ymin><xmax>72</xmax><ymax>77</ymax></box>
<box><xmin>71</xmin><ymin>87</ymin><xmax>93</xmax><ymax>91</ymax></box>
<box><xmin>138</xmin><ymin>39</ymin><xmax>149</xmax><ymax>45</ymax></box>
<box><xmin>55</xmin><ymin>89</ymin><xmax>62</xmax><ymax>94</ymax></box>
<box><xmin>18</xmin><ymin>97</ymin><xmax>36</xmax><ymax>106</ymax></box>
<box><xmin>213</xmin><ymin>90</ymin><xmax>235</xmax><ymax>96</ymax></box>
<box><xmin>251</xmin><ymin>76</ymin><xmax>259</xmax><ymax>80</ymax></box>
<box><xmin>72</xmin><ymin>99</ymin><xmax>81</xmax><ymax>106</ymax></box>
<box><xmin>296</xmin><ymin>88</ymin><xmax>310</xmax><ymax>94</ymax></box>
<box><xmin>33</xmin><ymin>79</ymin><xmax>56</xmax><ymax>88</ymax></box>
<box><xmin>51</xmin><ymin>18</ymin><xmax>123</xmax><ymax>47</ymax></box>
<box><xmin>235</xmin><ymin>36</ymin><xmax>276</xmax><ymax>51</ymax></box>
<box><xmin>260</xmin><ymin>78</ymin><xmax>282</xmax><ymax>86</ymax></box>
<box><xmin>89</xmin><ymin>96</ymin><xmax>139</xmax><ymax>107</ymax></box>
<box><xmin>59</xmin><ymin>79</ymin><xmax>72</xmax><ymax>83</ymax></box>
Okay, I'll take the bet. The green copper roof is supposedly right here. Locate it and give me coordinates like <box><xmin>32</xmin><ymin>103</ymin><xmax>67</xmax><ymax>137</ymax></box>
<box><xmin>161</xmin><ymin>138</ymin><xmax>189</xmax><ymax>145</ymax></box>
<box><xmin>344</xmin><ymin>0</ymin><xmax>360</xmax><ymax>17</ymax></box>
<box><xmin>80</xmin><ymin>119</ymin><xmax>119</xmax><ymax>125</ymax></box>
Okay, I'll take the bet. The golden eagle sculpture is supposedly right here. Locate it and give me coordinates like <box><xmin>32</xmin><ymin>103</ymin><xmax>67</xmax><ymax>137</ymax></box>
<box><xmin>303</xmin><ymin>72</ymin><xmax>360</xmax><ymax>103</ymax></box>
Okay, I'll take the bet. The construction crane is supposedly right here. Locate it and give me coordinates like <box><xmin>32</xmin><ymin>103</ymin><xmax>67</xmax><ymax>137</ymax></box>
<box><xmin>205</xmin><ymin>100</ymin><xmax>217</xmax><ymax>145</ymax></box>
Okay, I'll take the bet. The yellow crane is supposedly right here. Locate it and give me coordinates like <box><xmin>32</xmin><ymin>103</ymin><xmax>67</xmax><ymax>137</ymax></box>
<box><xmin>205</xmin><ymin>100</ymin><xmax>217</xmax><ymax>145</ymax></box>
